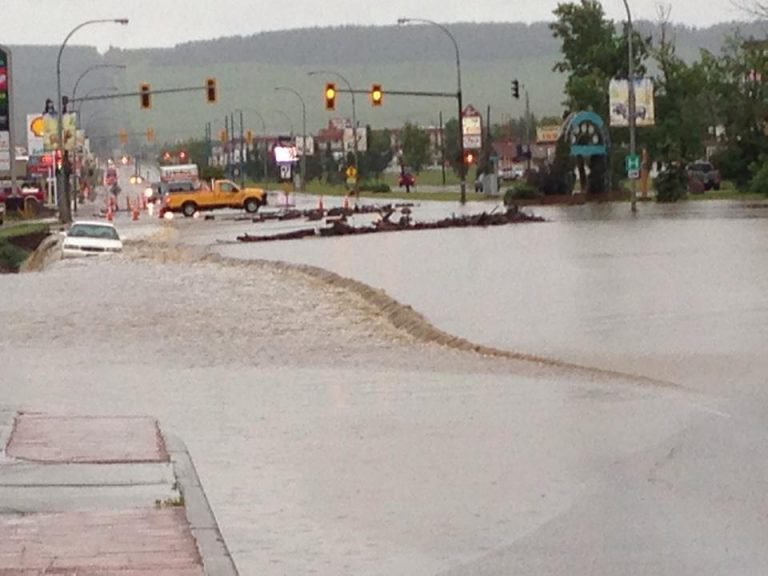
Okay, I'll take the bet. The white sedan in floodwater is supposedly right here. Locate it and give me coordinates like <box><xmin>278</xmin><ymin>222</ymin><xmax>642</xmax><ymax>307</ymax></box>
<box><xmin>62</xmin><ymin>221</ymin><xmax>123</xmax><ymax>258</ymax></box>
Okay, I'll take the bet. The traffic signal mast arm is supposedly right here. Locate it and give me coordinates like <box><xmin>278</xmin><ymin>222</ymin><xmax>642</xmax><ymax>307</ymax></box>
<box><xmin>336</xmin><ymin>87</ymin><xmax>457</xmax><ymax>99</ymax></box>
<box><xmin>69</xmin><ymin>84</ymin><xmax>213</xmax><ymax>104</ymax></box>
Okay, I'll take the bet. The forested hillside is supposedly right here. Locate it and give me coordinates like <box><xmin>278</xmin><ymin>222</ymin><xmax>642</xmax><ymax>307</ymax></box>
<box><xmin>8</xmin><ymin>20</ymin><xmax>765</xmax><ymax>152</ymax></box>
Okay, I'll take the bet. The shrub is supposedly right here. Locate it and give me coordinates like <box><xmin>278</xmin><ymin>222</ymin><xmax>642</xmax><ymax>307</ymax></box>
<box><xmin>504</xmin><ymin>182</ymin><xmax>542</xmax><ymax>205</ymax></box>
<box><xmin>654</xmin><ymin>166</ymin><xmax>688</xmax><ymax>203</ymax></box>
<box><xmin>0</xmin><ymin>239</ymin><xmax>29</xmax><ymax>271</ymax></box>
<box><xmin>359</xmin><ymin>181</ymin><xmax>391</xmax><ymax>193</ymax></box>
<box><xmin>748</xmin><ymin>158</ymin><xmax>768</xmax><ymax>195</ymax></box>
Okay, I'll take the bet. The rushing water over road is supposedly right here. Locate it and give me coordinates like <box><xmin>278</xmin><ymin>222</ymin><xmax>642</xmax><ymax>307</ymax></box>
<box><xmin>217</xmin><ymin>199</ymin><xmax>768</xmax><ymax>395</ymax></box>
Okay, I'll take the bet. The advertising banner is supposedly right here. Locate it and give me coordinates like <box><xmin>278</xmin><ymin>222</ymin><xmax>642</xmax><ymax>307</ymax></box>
<box><xmin>609</xmin><ymin>78</ymin><xmax>655</xmax><ymax>127</ymax></box>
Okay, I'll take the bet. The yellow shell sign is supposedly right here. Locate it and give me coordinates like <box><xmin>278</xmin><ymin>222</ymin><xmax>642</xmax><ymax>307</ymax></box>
<box><xmin>29</xmin><ymin>115</ymin><xmax>44</xmax><ymax>137</ymax></box>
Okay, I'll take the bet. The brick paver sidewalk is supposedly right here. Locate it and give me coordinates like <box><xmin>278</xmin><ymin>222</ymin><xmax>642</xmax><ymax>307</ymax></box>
<box><xmin>0</xmin><ymin>414</ymin><xmax>210</xmax><ymax>576</ymax></box>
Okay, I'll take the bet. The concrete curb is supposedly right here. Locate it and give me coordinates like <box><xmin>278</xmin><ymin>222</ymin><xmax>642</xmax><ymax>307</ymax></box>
<box><xmin>165</xmin><ymin>433</ymin><xmax>239</xmax><ymax>576</ymax></box>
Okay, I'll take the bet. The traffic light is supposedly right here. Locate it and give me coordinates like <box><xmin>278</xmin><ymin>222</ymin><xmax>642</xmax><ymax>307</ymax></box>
<box><xmin>511</xmin><ymin>79</ymin><xmax>520</xmax><ymax>99</ymax></box>
<box><xmin>119</xmin><ymin>129</ymin><xmax>128</xmax><ymax>144</ymax></box>
<box><xmin>146</xmin><ymin>128</ymin><xmax>154</xmax><ymax>143</ymax></box>
<box><xmin>206</xmin><ymin>78</ymin><xmax>217</xmax><ymax>103</ymax></box>
<box><xmin>140</xmin><ymin>83</ymin><xmax>151</xmax><ymax>109</ymax></box>
<box><xmin>219</xmin><ymin>129</ymin><xmax>227</xmax><ymax>143</ymax></box>
<box><xmin>325</xmin><ymin>83</ymin><xmax>336</xmax><ymax>111</ymax></box>
<box><xmin>463</xmin><ymin>150</ymin><xmax>475</xmax><ymax>165</ymax></box>
<box><xmin>370</xmin><ymin>84</ymin><xmax>383</xmax><ymax>106</ymax></box>
<box><xmin>245</xmin><ymin>129</ymin><xmax>253</xmax><ymax>144</ymax></box>
<box><xmin>178</xmin><ymin>150</ymin><xmax>187</xmax><ymax>162</ymax></box>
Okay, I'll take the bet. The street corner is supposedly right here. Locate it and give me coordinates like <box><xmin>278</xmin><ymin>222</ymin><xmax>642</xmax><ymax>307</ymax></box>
<box><xmin>0</xmin><ymin>412</ymin><xmax>239</xmax><ymax>576</ymax></box>
<box><xmin>5</xmin><ymin>413</ymin><xmax>169</xmax><ymax>464</ymax></box>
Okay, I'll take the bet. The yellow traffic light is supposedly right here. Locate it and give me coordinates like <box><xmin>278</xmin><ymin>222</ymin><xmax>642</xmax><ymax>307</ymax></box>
<box><xmin>370</xmin><ymin>84</ymin><xmax>383</xmax><ymax>106</ymax></box>
<box><xmin>146</xmin><ymin>128</ymin><xmax>154</xmax><ymax>142</ymax></box>
<box><xmin>325</xmin><ymin>83</ymin><xmax>336</xmax><ymax>111</ymax></box>
<box><xmin>463</xmin><ymin>151</ymin><xmax>475</xmax><ymax>165</ymax></box>
<box><xmin>245</xmin><ymin>129</ymin><xmax>253</xmax><ymax>144</ymax></box>
<box><xmin>219</xmin><ymin>129</ymin><xmax>227</xmax><ymax>143</ymax></box>
<box><xmin>140</xmin><ymin>83</ymin><xmax>151</xmax><ymax>109</ymax></box>
<box><xmin>206</xmin><ymin>78</ymin><xmax>217</xmax><ymax>103</ymax></box>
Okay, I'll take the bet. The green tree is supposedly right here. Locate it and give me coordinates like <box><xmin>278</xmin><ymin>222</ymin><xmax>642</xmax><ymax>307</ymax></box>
<box><xmin>443</xmin><ymin>117</ymin><xmax>461</xmax><ymax>175</ymax></box>
<box><xmin>550</xmin><ymin>0</ymin><xmax>650</xmax><ymax>193</ymax></box>
<box><xmin>400</xmin><ymin>123</ymin><xmax>431</xmax><ymax>173</ymax></box>
<box><xmin>359</xmin><ymin>128</ymin><xmax>393</xmax><ymax>180</ymax></box>
<box><xmin>705</xmin><ymin>36</ymin><xmax>768</xmax><ymax>186</ymax></box>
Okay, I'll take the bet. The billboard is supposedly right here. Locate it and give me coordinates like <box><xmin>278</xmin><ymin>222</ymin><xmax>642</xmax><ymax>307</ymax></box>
<box><xmin>609</xmin><ymin>78</ymin><xmax>655</xmax><ymax>127</ymax></box>
<box><xmin>42</xmin><ymin>112</ymin><xmax>78</xmax><ymax>151</ymax></box>
<box><xmin>536</xmin><ymin>125</ymin><xmax>562</xmax><ymax>144</ymax></box>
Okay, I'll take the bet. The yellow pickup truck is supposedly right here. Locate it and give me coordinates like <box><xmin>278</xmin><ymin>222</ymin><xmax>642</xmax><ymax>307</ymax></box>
<box><xmin>161</xmin><ymin>179</ymin><xmax>267</xmax><ymax>217</ymax></box>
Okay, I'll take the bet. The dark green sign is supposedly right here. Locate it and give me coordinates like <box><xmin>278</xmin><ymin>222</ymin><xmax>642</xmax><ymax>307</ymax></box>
<box><xmin>0</xmin><ymin>48</ymin><xmax>8</xmax><ymax>132</ymax></box>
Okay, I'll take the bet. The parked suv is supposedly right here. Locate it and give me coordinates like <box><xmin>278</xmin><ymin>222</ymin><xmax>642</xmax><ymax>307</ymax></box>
<box><xmin>686</xmin><ymin>161</ymin><xmax>721</xmax><ymax>191</ymax></box>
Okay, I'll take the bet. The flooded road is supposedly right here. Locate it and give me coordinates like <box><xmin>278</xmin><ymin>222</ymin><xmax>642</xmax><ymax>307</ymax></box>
<box><xmin>3</xmin><ymin>197</ymin><xmax>768</xmax><ymax>575</ymax></box>
<box><xmin>217</xmin><ymin>199</ymin><xmax>768</xmax><ymax>398</ymax></box>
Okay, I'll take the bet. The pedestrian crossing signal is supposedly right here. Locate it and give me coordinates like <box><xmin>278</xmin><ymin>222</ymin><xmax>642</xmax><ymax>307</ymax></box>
<box><xmin>325</xmin><ymin>83</ymin><xmax>336</xmax><ymax>111</ymax></box>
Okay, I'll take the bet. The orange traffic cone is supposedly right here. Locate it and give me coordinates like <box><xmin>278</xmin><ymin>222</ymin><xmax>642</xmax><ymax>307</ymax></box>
<box><xmin>132</xmin><ymin>196</ymin><xmax>140</xmax><ymax>221</ymax></box>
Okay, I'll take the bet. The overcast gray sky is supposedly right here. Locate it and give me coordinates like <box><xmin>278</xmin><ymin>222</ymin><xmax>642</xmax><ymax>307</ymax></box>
<box><xmin>7</xmin><ymin>0</ymin><xmax>749</xmax><ymax>51</ymax></box>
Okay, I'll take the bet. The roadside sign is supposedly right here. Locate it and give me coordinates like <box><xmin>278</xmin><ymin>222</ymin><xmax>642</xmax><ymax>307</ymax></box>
<box><xmin>628</xmin><ymin>169</ymin><xmax>640</xmax><ymax>180</ymax></box>
<box><xmin>462</xmin><ymin>105</ymin><xmax>482</xmax><ymax>151</ymax></box>
<box><xmin>345</xmin><ymin>165</ymin><xmax>358</xmax><ymax>179</ymax></box>
<box><xmin>0</xmin><ymin>46</ymin><xmax>11</xmax><ymax>173</ymax></box>
<box><xmin>625</xmin><ymin>154</ymin><xmax>640</xmax><ymax>173</ymax></box>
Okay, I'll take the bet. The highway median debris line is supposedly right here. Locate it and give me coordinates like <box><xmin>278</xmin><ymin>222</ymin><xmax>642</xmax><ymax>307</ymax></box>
<box><xmin>237</xmin><ymin>205</ymin><xmax>544</xmax><ymax>243</ymax></box>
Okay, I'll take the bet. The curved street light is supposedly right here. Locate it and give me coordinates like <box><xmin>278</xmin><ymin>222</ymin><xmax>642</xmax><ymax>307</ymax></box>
<box><xmin>235</xmin><ymin>108</ymin><xmax>269</xmax><ymax>184</ymax></box>
<box><xmin>273</xmin><ymin>109</ymin><xmax>294</xmax><ymax>136</ymax></box>
<box><xmin>71</xmin><ymin>63</ymin><xmax>126</xmax><ymax>105</ymax></box>
<box><xmin>398</xmin><ymin>17</ymin><xmax>465</xmax><ymax>203</ymax></box>
<box><xmin>274</xmin><ymin>87</ymin><xmax>307</xmax><ymax>191</ymax></box>
<box><xmin>56</xmin><ymin>18</ymin><xmax>128</xmax><ymax>222</ymax></box>
<box><xmin>72</xmin><ymin>85</ymin><xmax>118</xmax><ymax>208</ymax></box>
<box><xmin>308</xmin><ymin>69</ymin><xmax>359</xmax><ymax>194</ymax></box>
<box><xmin>621</xmin><ymin>0</ymin><xmax>638</xmax><ymax>213</ymax></box>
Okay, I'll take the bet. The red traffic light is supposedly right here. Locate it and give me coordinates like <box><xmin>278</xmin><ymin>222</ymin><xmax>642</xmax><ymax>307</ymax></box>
<box><xmin>325</xmin><ymin>83</ymin><xmax>336</xmax><ymax>111</ymax></box>
<box><xmin>179</xmin><ymin>150</ymin><xmax>187</xmax><ymax>161</ymax></box>
<box><xmin>463</xmin><ymin>151</ymin><xmax>475</xmax><ymax>165</ymax></box>
<box><xmin>206</xmin><ymin>78</ymin><xmax>217</xmax><ymax>103</ymax></box>
<box><xmin>140</xmin><ymin>83</ymin><xmax>151</xmax><ymax>109</ymax></box>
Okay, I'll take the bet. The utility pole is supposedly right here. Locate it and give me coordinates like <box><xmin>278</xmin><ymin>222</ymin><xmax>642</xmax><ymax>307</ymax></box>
<box><xmin>224</xmin><ymin>115</ymin><xmax>229</xmax><ymax>175</ymax></box>
<box><xmin>623</xmin><ymin>0</ymin><xmax>638</xmax><ymax>213</ymax></box>
<box><xmin>524</xmin><ymin>88</ymin><xmax>531</xmax><ymax>173</ymax></box>
<box><xmin>239</xmin><ymin>110</ymin><xmax>244</xmax><ymax>187</ymax></box>
<box><xmin>439</xmin><ymin>111</ymin><xmax>446</xmax><ymax>186</ymax></box>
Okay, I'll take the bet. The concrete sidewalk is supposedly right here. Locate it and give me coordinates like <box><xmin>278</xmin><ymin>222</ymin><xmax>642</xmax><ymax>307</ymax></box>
<box><xmin>0</xmin><ymin>410</ymin><xmax>237</xmax><ymax>576</ymax></box>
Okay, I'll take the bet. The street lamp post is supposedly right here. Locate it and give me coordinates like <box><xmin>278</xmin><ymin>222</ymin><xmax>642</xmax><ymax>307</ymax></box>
<box><xmin>238</xmin><ymin>108</ymin><xmax>268</xmax><ymax>182</ymax></box>
<box><xmin>71</xmin><ymin>64</ymin><xmax>126</xmax><ymax>106</ymax></box>
<box><xmin>308</xmin><ymin>70</ymin><xmax>358</xmax><ymax>196</ymax></box>
<box><xmin>274</xmin><ymin>87</ymin><xmax>307</xmax><ymax>192</ymax></box>
<box><xmin>622</xmin><ymin>0</ymin><xmax>637</xmax><ymax>213</ymax></box>
<box><xmin>398</xmin><ymin>18</ymin><xmax>465</xmax><ymax>203</ymax></box>
<box><xmin>72</xmin><ymin>85</ymin><xmax>118</xmax><ymax>211</ymax></box>
<box><xmin>273</xmin><ymin>110</ymin><xmax>294</xmax><ymax>136</ymax></box>
<box><xmin>56</xmin><ymin>18</ymin><xmax>128</xmax><ymax>223</ymax></box>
